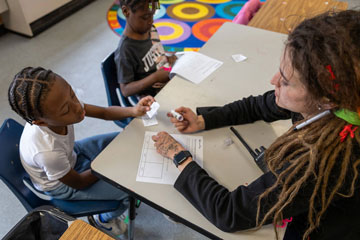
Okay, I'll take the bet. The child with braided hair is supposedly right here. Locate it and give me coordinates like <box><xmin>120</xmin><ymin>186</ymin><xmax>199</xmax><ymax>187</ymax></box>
<box><xmin>8</xmin><ymin>67</ymin><xmax>154</xmax><ymax>238</ymax></box>
<box><xmin>152</xmin><ymin>10</ymin><xmax>360</xmax><ymax>240</ymax></box>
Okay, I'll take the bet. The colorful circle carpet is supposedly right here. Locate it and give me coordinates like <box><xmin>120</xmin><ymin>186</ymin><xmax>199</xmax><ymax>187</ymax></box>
<box><xmin>107</xmin><ymin>0</ymin><xmax>266</xmax><ymax>52</ymax></box>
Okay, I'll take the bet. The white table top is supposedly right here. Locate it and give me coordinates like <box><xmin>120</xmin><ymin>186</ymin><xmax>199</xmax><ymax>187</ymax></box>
<box><xmin>92</xmin><ymin>22</ymin><xmax>291</xmax><ymax>239</ymax></box>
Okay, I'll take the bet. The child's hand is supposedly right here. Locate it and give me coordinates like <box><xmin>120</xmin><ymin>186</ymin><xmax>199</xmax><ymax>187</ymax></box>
<box><xmin>152</xmin><ymin>82</ymin><xmax>166</xmax><ymax>89</ymax></box>
<box><xmin>133</xmin><ymin>96</ymin><xmax>155</xmax><ymax>117</ymax></box>
<box><xmin>155</xmin><ymin>69</ymin><xmax>170</xmax><ymax>83</ymax></box>
<box><xmin>167</xmin><ymin>55</ymin><xmax>177</xmax><ymax>67</ymax></box>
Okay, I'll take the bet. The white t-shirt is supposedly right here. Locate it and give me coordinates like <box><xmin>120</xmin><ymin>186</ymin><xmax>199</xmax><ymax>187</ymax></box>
<box><xmin>20</xmin><ymin>123</ymin><xmax>77</xmax><ymax>191</ymax></box>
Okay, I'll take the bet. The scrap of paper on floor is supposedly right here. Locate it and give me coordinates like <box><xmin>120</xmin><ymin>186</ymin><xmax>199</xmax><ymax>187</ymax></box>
<box><xmin>136</xmin><ymin>131</ymin><xmax>203</xmax><ymax>185</ymax></box>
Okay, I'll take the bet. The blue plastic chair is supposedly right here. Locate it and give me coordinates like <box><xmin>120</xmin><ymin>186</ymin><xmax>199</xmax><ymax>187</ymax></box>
<box><xmin>0</xmin><ymin>118</ymin><xmax>121</xmax><ymax>217</ymax></box>
<box><xmin>101</xmin><ymin>52</ymin><xmax>136</xmax><ymax>128</ymax></box>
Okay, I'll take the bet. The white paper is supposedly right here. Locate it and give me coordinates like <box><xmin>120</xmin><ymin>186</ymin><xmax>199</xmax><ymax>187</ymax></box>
<box><xmin>170</xmin><ymin>52</ymin><xmax>223</xmax><ymax>84</ymax></box>
<box><xmin>136</xmin><ymin>131</ymin><xmax>203</xmax><ymax>185</ymax></box>
<box><xmin>232</xmin><ymin>54</ymin><xmax>247</xmax><ymax>62</ymax></box>
<box><xmin>147</xmin><ymin>102</ymin><xmax>160</xmax><ymax>118</ymax></box>
<box><xmin>174</xmin><ymin>51</ymin><xmax>185</xmax><ymax>58</ymax></box>
<box><xmin>142</xmin><ymin>115</ymin><xmax>158</xmax><ymax>127</ymax></box>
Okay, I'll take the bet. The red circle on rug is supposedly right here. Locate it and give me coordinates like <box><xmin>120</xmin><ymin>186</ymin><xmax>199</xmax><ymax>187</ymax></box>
<box><xmin>192</xmin><ymin>18</ymin><xmax>231</xmax><ymax>42</ymax></box>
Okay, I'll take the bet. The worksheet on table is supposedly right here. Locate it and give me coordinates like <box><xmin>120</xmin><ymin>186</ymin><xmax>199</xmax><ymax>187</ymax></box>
<box><xmin>136</xmin><ymin>131</ymin><xmax>203</xmax><ymax>185</ymax></box>
<box><xmin>170</xmin><ymin>51</ymin><xmax>223</xmax><ymax>84</ymax></box>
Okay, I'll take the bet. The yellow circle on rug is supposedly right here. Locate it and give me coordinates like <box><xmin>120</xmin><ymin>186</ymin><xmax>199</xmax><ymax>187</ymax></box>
<box><xmin>160</xmin><ymin>0</ymin><xmax>185</xmax><ymax>4</ymax></box>
<box><xmin>173</xmin><ymin>3</ymin><xmax>208</xmax><ymax>20</ymax></box>
<box><xmin>167</xmin><ymin>2</ymin><xmax>215</xmax><ymax>22</ymax></box>
<box><xmin>154</xmin><ymin>22</ymin><xmax>184</xmax><ymax>41</ymax></box>
<box><xmin>196</xmin><ymin>0</ymin><xmax>231</xmax><ymax>3</ymax></box>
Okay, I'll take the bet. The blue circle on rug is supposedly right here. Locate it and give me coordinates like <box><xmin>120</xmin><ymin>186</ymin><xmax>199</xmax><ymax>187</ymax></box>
<box><xmin>215</xmin><ymin>1</ymin><xmax>248</xmax><ymax>20</ymax></box>
<box><xmin>114</xmin><ymin>28</ymin><xmax>124</xmax><ymax>35</ymax></box>
<box><xmin>117</xmin><ymin>4</ymin><xmax>166</xmax><ymax>20</ymax></box>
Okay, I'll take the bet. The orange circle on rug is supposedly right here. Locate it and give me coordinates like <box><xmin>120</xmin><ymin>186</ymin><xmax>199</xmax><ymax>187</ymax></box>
<box><xmin>167</xmin><ymin>2</ymin><xmax>215</xmax><ymax>22</ymax></box>
<box><xmin>192</xmin><ymin>18</ymin><xmax>231</xmax><ymax>42</ymax></box>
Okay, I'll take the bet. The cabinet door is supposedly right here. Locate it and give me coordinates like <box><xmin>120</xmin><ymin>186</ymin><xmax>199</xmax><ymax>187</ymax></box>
<box><xmin>19</xmin><ymin>0</ymin><xmax>71</xmax><ymax>23</ymax></box>
<box><xmin>0</xmin><ymin>0</ymin><xmax>8</xmax><ymax>14</ymax></box>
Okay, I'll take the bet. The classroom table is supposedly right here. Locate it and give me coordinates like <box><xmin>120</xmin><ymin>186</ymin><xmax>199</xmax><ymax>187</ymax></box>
<box><xmin>248</xmin><ymin>0</ymin><xmax>348</xmax><ymax>34</ymax></box>
<box><xmin>92</xmin><ymin>22</ymin><xmax>292</xmax><ymax>239</ymax></box>
<box><xmin>60</xmin><ymin>220</ymin><xmax>115</xmax><ymax>240</ymax></box>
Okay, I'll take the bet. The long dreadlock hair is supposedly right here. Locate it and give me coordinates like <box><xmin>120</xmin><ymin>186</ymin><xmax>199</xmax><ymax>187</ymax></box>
<box><xmin>255</xmin><ymin>10</ymin><xmax>360</xmax><ymax>240</ymax></box>
<box><xmin>8</xmin><ymin>67</ymin><xmax>55</xmax><ymax>124</ymax></box>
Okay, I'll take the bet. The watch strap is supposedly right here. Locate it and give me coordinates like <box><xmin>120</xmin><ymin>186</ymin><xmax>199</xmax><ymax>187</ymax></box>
<box><xmin>173</xmin><ymin>150</ymin><xmax>192</xmax><ymax>167</ymax></box>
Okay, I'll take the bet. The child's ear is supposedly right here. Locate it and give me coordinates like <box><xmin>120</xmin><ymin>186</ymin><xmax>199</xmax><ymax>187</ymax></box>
<box><xmin>32</xmin><ymin>119</ymin><xmax>48</xmax><ymax>127</ymax></box>
<box><xmin>122</xmin><ymin>5</ymin><xmax>130</xmax><ymax>18</ymax></box>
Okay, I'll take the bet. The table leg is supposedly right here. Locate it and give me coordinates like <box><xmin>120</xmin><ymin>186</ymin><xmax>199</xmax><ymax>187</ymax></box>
<box><xmin>128</xmin><ymin>196</ymin><xmax>136</xmax><ymax>240</ymax></box>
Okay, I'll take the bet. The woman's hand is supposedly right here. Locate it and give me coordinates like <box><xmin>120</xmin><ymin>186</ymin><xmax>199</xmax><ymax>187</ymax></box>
<box><xmin>168</xmin><ymin>107</ymin><xmax>205</xmax><ymax>133</ymax></box>
<box><xmin>152</xmin><ymin>131</ymin><xmax>186</xmax><ymax>160</ymax></box>
<box><xmin>132</xmin><ymin>96</ymin><xmax>155</xmax><ymax>117</ymax></box>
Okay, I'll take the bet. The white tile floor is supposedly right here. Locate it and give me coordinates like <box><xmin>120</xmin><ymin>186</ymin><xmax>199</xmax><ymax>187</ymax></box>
<box><xmin>0</xmin><ymin>0</ymin><xmax>359</xmax><ymax>238</ymax></box>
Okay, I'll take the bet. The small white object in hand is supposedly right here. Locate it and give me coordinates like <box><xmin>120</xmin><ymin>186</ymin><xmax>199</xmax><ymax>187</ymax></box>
<box><xmin>147</xmin><ymin>102</ymin><xmax>160</xmax><ymax>118</ymax></box>
<box><xmin>170</xmin><ymin>110</ymin><xmax>184</xmax><ymax>121</ymax></box>
<box><xmin>232</xmin><ymin>54</ymin><xmax>247</xmax><ymax>63</ymax></box>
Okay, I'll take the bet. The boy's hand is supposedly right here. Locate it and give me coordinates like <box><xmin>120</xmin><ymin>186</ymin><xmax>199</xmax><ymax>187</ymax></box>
<box><xmin>167</xmin><ymin>55</ymin><xmax>177</xmax><ymax>67</ymax></box>
<box><xmin>132</xmin><ymin>96</ymin><xmax>155</xmax><ymax>117</ymax></box>
<box><xmin>152</xmin><ymin>82</ymin><xmax>166</xmax><ymax>88</ymax></box>
<box><xmin>167</xmin><ymin>107</ymin><xmax>205</xmax><ymax>133</ymax></box>
<box><xmin>155</xmin><ymin>69</ymin><xmax>170</xmax><ymax>83</ymax></box>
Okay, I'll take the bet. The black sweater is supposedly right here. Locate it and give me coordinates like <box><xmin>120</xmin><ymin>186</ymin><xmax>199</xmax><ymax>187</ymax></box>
<box><xmin>174</xmin><ymin>91</ymin><xmax>360</xmax><ymax>240</ymax></box>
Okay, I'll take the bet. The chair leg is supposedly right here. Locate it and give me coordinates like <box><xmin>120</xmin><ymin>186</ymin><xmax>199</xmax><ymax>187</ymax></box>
<box><xmin>128</xmin><ymin>196</ymin><xmax>136</xmax><ymax>240</ymax></box>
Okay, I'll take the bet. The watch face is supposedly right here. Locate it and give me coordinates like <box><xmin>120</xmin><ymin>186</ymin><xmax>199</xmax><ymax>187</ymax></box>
<box><xmin>174</xmin><ymin>151</ymin><xmax>192</xmax><ymax>167</ymax></box>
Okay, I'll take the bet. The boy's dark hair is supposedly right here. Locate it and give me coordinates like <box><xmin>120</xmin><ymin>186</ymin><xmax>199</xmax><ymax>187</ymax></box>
<box><xmin>8</xmin><ymin>67</ymin><xmax>55</xmax><ymax>124</ymax></box>
<box><xmin>119</xmin><ymin>0</ymin><xmax>159</xmax><ymax>12</ymax></box>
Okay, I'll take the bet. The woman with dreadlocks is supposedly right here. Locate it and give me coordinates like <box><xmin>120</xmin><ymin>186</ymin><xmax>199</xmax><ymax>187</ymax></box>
<box><xmin>8</xmin><ymin>67</ymin><xmax>154</xmax><ymax>237</ymax></box>
<box><xmin>152</xmin><ymin>10</ymin><xmax>360</xmax><ymax>240</ymax></box>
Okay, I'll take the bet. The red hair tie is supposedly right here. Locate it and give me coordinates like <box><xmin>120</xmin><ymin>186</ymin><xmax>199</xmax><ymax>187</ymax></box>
<box><xmin>276</xmin><ymin>217</ymin><xmax>293</xmax><ymax>228</ymax></box>
<box><xmin>339</xmin><ymin>124</ymin><xmax>358</xmax><ymax>142</ymax></box>
<box><xmin>326</xmin><ymin>65</ymin><xmax>336</xmax><ymax>80</ymax></box>
<box><xmin>326</xmin><ymin>65</ymin><xmax>339</xmax><ymax>91</ymax></box>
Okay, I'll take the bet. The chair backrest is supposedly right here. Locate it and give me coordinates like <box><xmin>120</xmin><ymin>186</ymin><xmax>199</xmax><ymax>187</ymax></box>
<box><xmin>0</xmin><ymin>119</ymin><xmax>49</xmax><ymax>211</ymax></box>
<box><xmin>0</xmin><ymin>119</ymin><xmax>121</xmax><ymax>217</ymax></box>
<box><xmin>101</xmin><ymin>52</ymin><xmax>133</xmax><ymax>128</ymax></box>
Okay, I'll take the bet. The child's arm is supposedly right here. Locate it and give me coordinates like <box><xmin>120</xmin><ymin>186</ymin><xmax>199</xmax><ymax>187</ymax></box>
<box><xmin>59</xmin><ymin>169</ymin><xmax>98</xmax><ymax>190</ymax></box>
<box><xmin>120</xmin><ymin>69</ymin><xmax>169</xmax><ymax>97</ymax></box>
<box><xmin>84</xmin><ymin>95</ymin><xmax>155</xmax><ymax>120</ymax></box>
